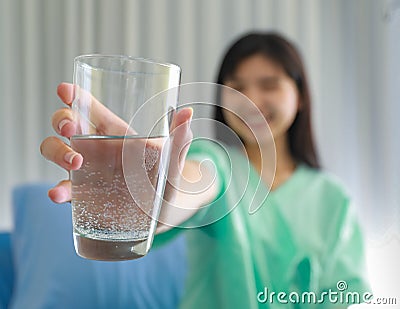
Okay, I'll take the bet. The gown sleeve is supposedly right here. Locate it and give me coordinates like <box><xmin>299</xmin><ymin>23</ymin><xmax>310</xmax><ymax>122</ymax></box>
<box><xmin>319</xmin><ymin>199</ymin><xmax>371</xmax><ymax>307</ymax></box>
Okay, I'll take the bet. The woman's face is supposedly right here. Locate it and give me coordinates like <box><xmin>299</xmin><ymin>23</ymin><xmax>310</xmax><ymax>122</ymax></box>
<box><xmin>222</xmin><ymin>53</ymin><xmax>300</xmax><ymax>146</ymax></box>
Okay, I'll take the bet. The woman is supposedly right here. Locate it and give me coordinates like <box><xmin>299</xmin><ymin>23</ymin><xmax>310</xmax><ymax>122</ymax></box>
<box><xmin>41</xmin><ymin>32</ymin><xmax>369</xmax><ymax>308</ymax></box>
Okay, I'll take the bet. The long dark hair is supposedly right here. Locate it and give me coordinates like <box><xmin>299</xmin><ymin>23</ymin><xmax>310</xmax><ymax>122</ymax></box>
<box><xmin>214</xmin><ymin>32</ymin><xmax>320</xmax><ymax>169</ymax></box>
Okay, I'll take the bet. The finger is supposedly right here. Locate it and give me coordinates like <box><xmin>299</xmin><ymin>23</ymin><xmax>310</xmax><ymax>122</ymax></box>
<box><xmin>51</xmin><ymin>108</ymin><xmax>77</xmax><ymax>137</ymax></box>
<box><xmin>171</xmin><ymin>107</ymin><xmax>193</xmax><ymax>132</ymax></box>
<box><xmin>169</xmin><ymin>108</ymin><xmax>193</xmax><ymax>178</ymax></box>
<box><xmin>171</xmin><ymin>107</ymin><xmax>193</xmax><ymax>158</ymax></box>
<box><xmin>48</xmin><ymin>180</ymin><xmax>72</xmax><ymax>203</ymax></box>
<box><xmin>57</xmin><ymin>82</ymin><xmax>75</xmax><ymax>106</ymax></box>
<box><xmin>161</xmin><ymin>107</ymin><xmax>193</xmax><ymax>204</ymax></box>
<box><xmin>58</xmin><ymin>82</ymin><xmax>134</xmax><ymax>136</ymax></box>
<box><xmin>87</xmin><ymin>95</ymin><xmax>134</xmax><ymax>135</ymax></box>
<box><xmin>40</xmin><ymin>136</ymin><xmax>83</xmax><ymax>171</ymax></box>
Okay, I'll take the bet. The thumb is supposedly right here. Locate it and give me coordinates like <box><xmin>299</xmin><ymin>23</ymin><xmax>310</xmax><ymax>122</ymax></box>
<box><xmin>167</xmin><ymin>107</ymin><xmax>193</xmax><ymax>186</ymax></box>
<box><xmin>170</xmin><ymin>107</ymin><xmax>193</xmax><ymax>132</ymax></box>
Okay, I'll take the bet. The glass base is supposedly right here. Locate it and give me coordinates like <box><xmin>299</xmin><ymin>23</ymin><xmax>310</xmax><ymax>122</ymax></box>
<box><xmin>73</xmin><ymin>233</ymin><xmax>148</xmax><ymax>261</ymax></box>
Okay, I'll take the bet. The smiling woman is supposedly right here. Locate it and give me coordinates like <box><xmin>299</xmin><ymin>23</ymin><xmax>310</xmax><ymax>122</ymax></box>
<box><xmin>159</xmin><ymin>32</ymin><xmax>370</xmax><ymax>308</ymax></box>
<box><xmin>215</xmin><ymin>33</ymin><xmax>319</xmax><ymax>192</ymax></box>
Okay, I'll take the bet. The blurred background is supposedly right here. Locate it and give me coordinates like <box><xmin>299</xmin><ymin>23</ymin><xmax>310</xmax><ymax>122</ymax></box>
<box><xmin>0</xmin><ymin>0</ymin><xmax>399</xmax><ymax>302</ymax></box>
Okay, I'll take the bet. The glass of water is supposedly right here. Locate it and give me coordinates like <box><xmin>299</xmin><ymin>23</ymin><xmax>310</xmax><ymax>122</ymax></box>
<box><xmin>70</xmin><ymin>55</ymin><xmax>180</xmax><ymax>261</ymax></box>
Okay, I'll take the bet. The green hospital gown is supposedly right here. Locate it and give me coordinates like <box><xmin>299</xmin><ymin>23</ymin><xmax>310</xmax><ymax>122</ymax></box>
<box><xmin>154</xmin><ymin>139</ymin><xmax>370</xmax><ymax>308</ymax></box>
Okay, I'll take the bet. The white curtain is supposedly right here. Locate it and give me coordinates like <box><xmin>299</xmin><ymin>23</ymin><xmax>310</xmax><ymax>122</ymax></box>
<box><xmin>0</xmin><ymin>0</ymin><xmax>399</xmax><ymax>249</ymax></box>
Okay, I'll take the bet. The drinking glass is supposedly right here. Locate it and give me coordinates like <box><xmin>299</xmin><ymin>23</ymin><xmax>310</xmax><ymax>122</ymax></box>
<box><xmin>70</xmin><ymin>55</ymin><xmax>180</xmax><ymax>261</ymax></box>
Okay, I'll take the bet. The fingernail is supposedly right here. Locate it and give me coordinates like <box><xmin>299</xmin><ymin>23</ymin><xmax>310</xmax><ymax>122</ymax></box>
<box><xmin>58</xmin><ymin>119</ymin><xmax>71</xmax><ymax>132</ymax></box>
<box><xmin>64</xmin><ymin>152</ymin><xmax>78</xmax><ymax>165</ymax></box>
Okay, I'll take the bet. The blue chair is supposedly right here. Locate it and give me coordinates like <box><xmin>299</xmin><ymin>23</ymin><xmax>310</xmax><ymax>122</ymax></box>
<box><xmin>0</xmin><ymin>232</ymin><xmax>13</xmax><ymax>309</ymax></box>
<box><xmin>1</xmin><ymin>183</ymin><xmax>186</xmax><ymax>309</ymax></box>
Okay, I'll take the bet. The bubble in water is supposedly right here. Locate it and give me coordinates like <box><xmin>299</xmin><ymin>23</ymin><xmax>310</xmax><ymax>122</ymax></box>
<box><xmin>71</xmin><ymin>136</ymin><xmax>164</xmax><ymax>241</ymax></box>
<box><xmin>143</xmin><ymin>145</ymin><xmax>159</xmax><ymax>172</ymax></box>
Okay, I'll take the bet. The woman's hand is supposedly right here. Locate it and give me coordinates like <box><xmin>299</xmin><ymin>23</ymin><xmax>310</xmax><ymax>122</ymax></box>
<box><xmin>40</xmin><ymin>82</ymin><xmax>193</xmax><ymax>204</ymax></box>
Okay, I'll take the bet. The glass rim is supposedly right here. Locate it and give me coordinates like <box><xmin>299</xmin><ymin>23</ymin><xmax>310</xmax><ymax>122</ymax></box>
<box><xmin>74</xmin><ymin>54</ymin><xmax>181</xmax><ymax>73</ymax></box>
